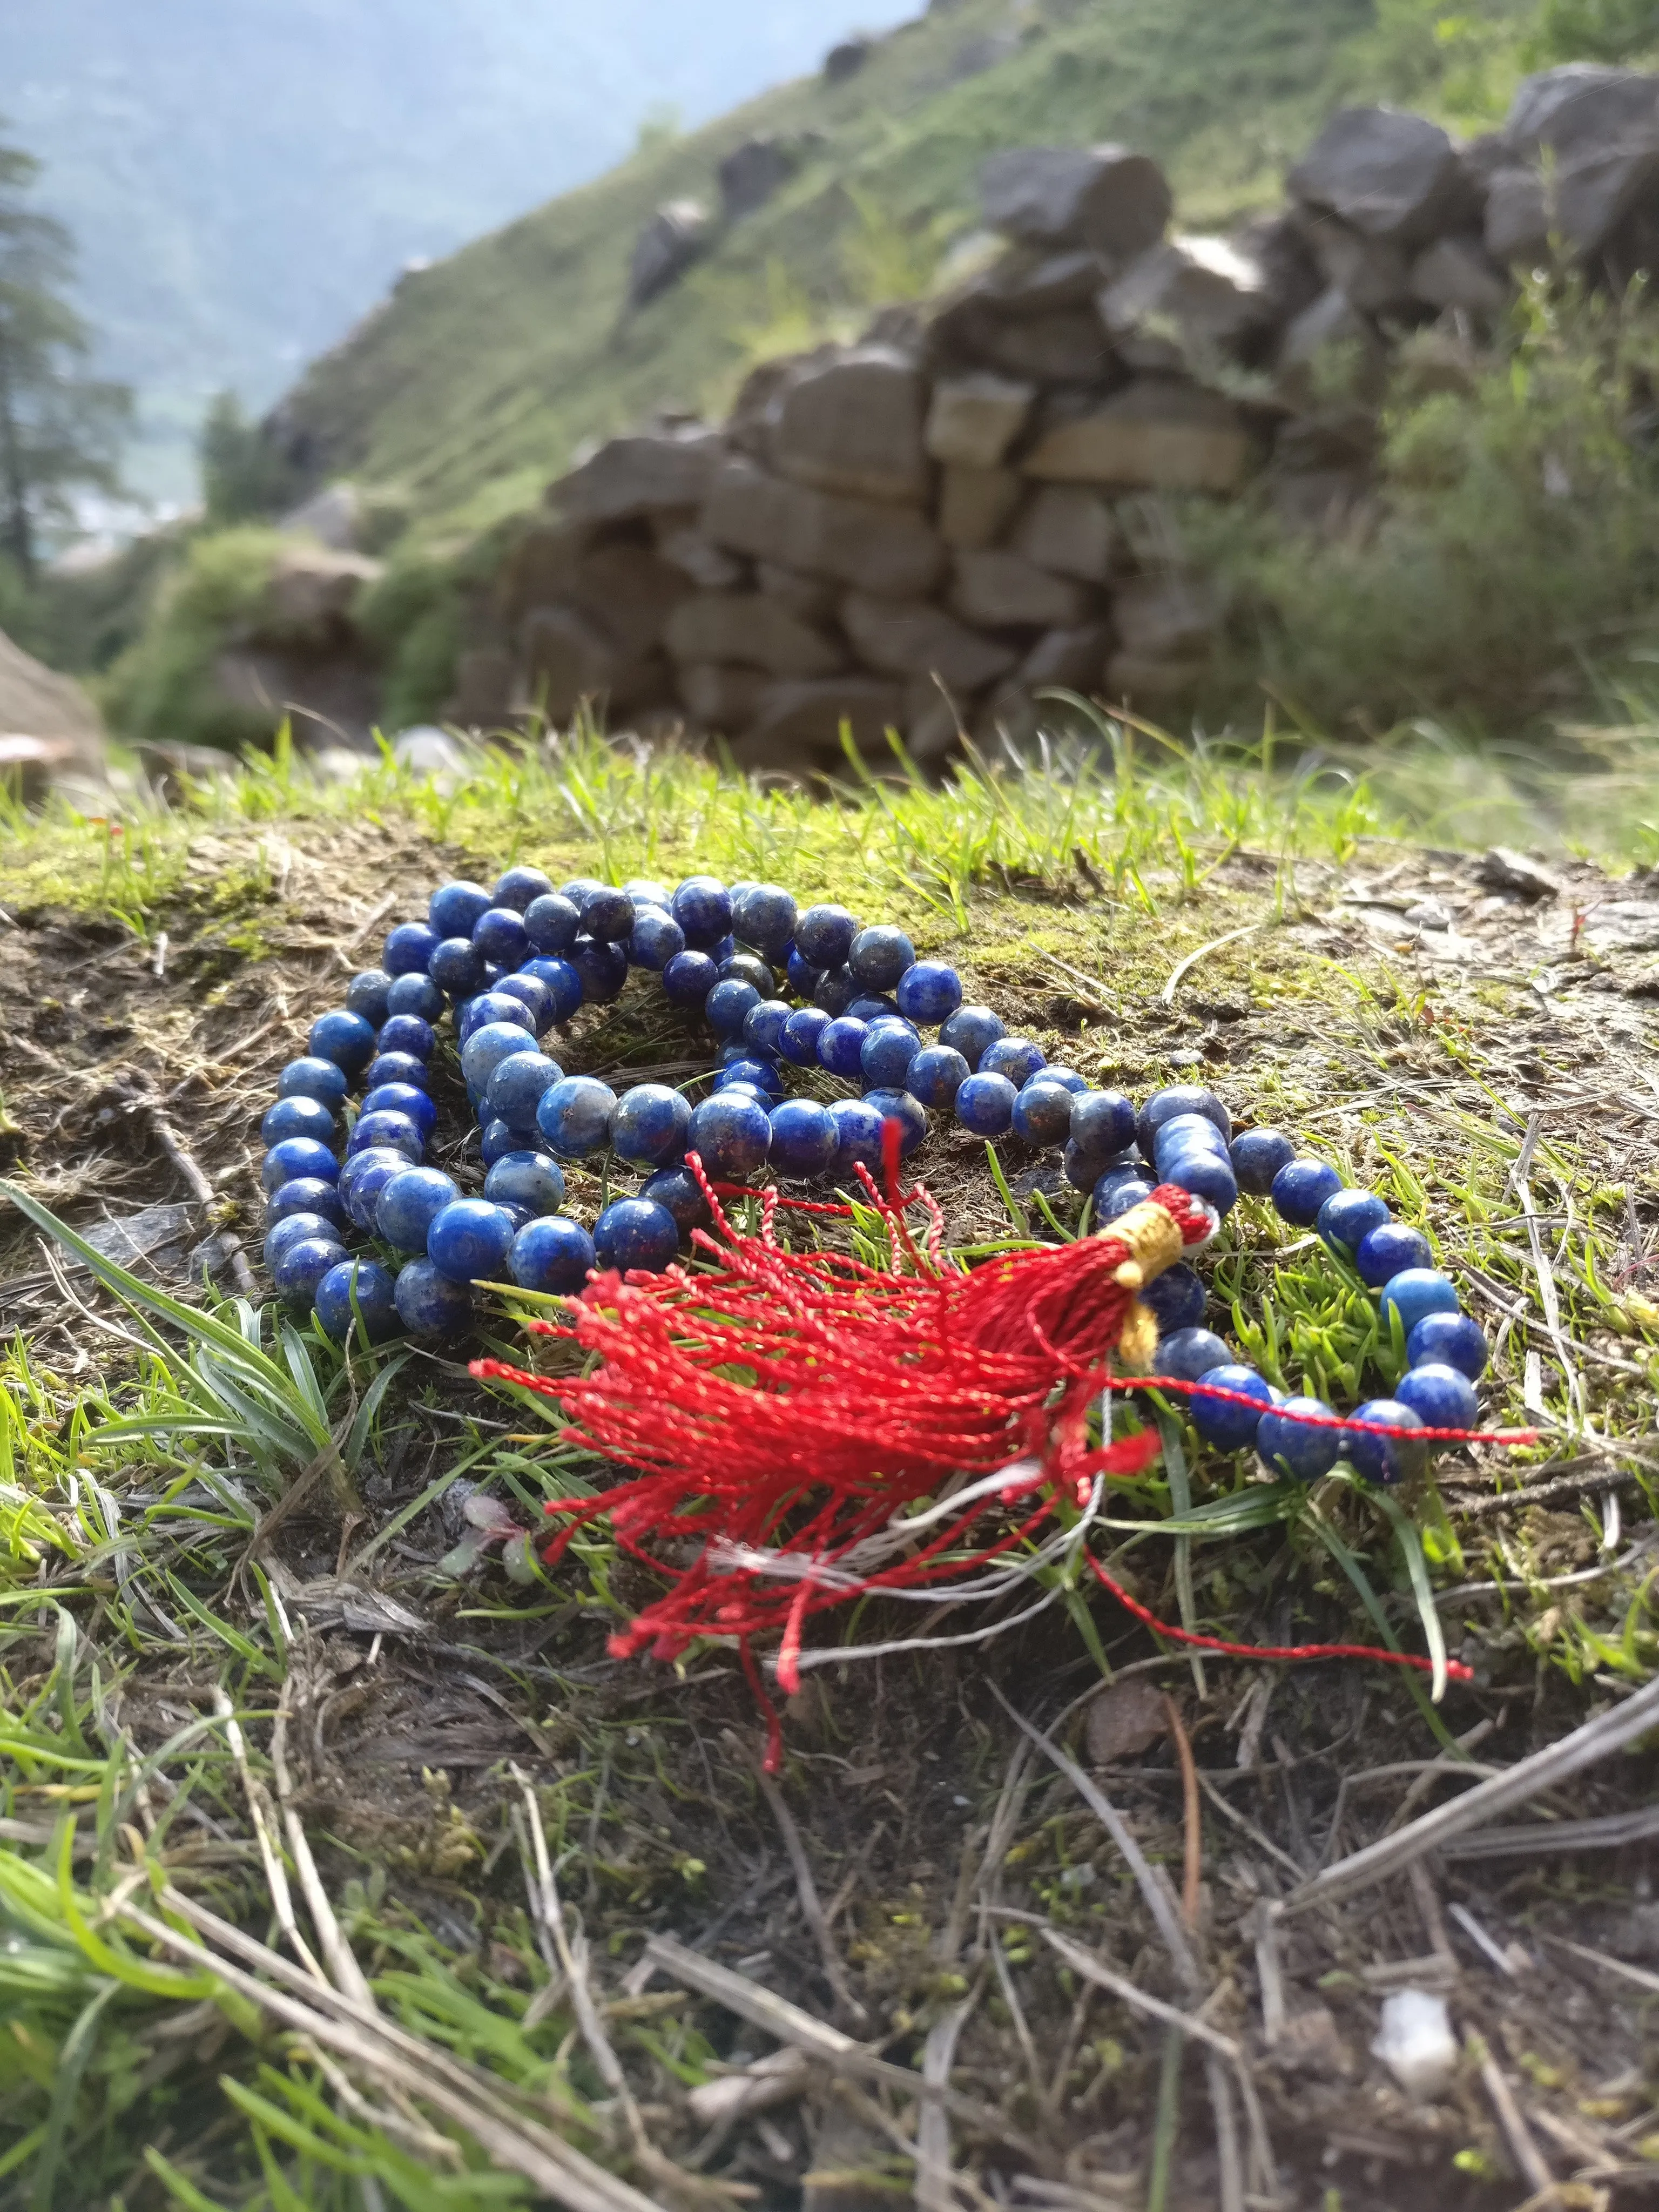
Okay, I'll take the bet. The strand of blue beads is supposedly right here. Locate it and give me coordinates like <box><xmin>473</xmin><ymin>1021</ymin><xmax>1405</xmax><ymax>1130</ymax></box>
<box><xmin>256</xmin><ymin>870</ymin><xmax>1489</xmax><ymax>1486</ymax></box>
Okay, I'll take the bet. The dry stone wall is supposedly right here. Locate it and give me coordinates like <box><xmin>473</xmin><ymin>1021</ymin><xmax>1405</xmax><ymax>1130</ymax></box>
<box><xmin>471</xmin><ymin>65</ymin><xmax>1659</xmax><ymax>770</ymax></box>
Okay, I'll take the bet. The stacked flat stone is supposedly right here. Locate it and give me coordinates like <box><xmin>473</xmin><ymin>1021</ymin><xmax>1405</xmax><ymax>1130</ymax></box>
<box><xmin>256</xmin><ymin>868</ymin><xmax>1489</xmax><ymax>1482</ymax></box>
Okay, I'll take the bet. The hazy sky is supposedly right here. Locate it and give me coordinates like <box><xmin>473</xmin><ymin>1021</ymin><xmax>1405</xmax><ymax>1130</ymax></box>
<box><xmin>5</xmin><ymin>0</ymin><xmax>920</xmax><ymax>499</ymax></box>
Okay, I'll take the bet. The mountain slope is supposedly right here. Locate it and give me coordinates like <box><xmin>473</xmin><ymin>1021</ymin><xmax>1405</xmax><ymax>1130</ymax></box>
<box><xmin>3</xmin><ymin>0</ymin><xmax>916</xmax><ymax>502</ymax></box>
<box><xmin>271</xmin><ymin>0</ymin><xmax>1533</xmax><ymax>544</ymax></box>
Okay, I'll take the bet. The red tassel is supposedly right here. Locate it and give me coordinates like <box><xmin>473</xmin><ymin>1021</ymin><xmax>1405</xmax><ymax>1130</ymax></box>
<box><xmin>469</xmin><ymin>1137</ymin><xmax>1494</xmax><ymax>1758</ymax></box>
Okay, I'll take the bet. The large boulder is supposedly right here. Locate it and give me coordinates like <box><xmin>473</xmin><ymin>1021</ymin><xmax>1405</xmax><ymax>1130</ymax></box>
<box><xmin>1022</xmin><ymin>381</ymin><xmax>1253</xmax><ymax>493</ymax></box>
<box><xmin>520</xmin><ymin>605</ymin><xmax>668</xmax><ymax>720</ymax></box>
<box><xmin>702</xmin><ymin>455</ymin><xmax>945</xmax><ymax>597</ymax></box>
<box><xmin>950</xmin><ymin>548</ymin><xmax>1098</xmax><ymax>629</ymax></box>
<box><xmin>1298</xmin><ymin>217</ymin><xmax>1415</xmax><ymax>314</ymax></box>
<box><xmin>823</xmin><ymin>36</ymin><xmax>871</xmax><ymax>84</ymax></box>
<box><xmin>936</xmin><ymin>465</ymin><xmax>1025</xmax><ymax>549</ymax></box>
<box><xmin>564</xmin><ymin>543</ymin><xmax>693</xmax><ymax>662</ymax></box>
<box><xmin>961</xmin><ymin>308</ymin><xmax>1115</xmax><ymax>383</ymax></box>
<box><xmin>756</xmin><ymin>561</ymin><xmax>839</xmax><ymax>622</ymax></box>
<box><xmin>841</xmin><ymin>594</ymin><xmax>1020</xmax><ymax>689</ymax></box>
<box><xmin>1011</xmin><ymin>622</ymin><xmax>1113</xmax><ymax>691</ymax></box>
<box><xmin>1112</xmin><ymin>575</ymin><xmax>1217</xmax><ymax>659</ymax></box>
<box><xmin>734</xmin><ymin>676</ymin><xmax>906</xmax><ymax>770</ymax></box>
<box><xmin>1008</xmin><ymin>484</ymin><xmax>1120</xmax><ymax>581</ymax></box>
<box><xmin>1503</xmin><ymin>63</ymin><xmax>1659</xmax><ymax>158</ymax></box>
<box><xmin>1288</xmin><ymin>107</ymin><xmax>1474</xmax><ymax>247</ymax></box>
<box><xmin>1099</xmin><ymin>235</ymin><xmax>1277</xmax><ymax>353</ymax></box>
<box><xmin>628</xmin><ymin>202</ymin><xmax>711</xmax><ymax>308</ymax></box>
<box><xmin>925</xmin><ymin>373</ymin><xmax>1034</xmax><ymax>468</ymax></box>
<box><xmin>550</xmin><ymin>426</ymin><xmax>724</xmax><ymax>523</ymax></box>
<box><xmin>1408</xmin><ymin>234</ymin><xmax>1509</xmax><ymax>313</ymax></box>
<box><xmin>972</xmin><ymin>246</ymin><xmax>1110</xmax><ymax>316</ymax></box>
<box><xmin>664</xmin><ymin>592</ymin><xmax>844</xmax><ymax>677</ymax></box>
<box><xmin>0</xmin><ymin>626</ymin><xmax>106</xmax><ymax>797</ymax></box>
<box><xmin>655</xmin><ymin>524</ymin><xmax>747</xmax><ymax>590</ymax></box>
<box><xmin>768</xmin><ymin>346</ymin><xmax>932</xmax><ymax>504</ymax></box>
<box><xmin>977</xmin><ymin>146</ymin><xmax>1172</xmax><ymax>263</ymax></box>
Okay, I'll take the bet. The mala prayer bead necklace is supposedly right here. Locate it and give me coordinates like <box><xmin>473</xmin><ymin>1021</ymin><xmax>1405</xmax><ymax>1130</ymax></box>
<box><xmin>260</xmin><ymin>868</ymin><xmax>1530</xmax><ymax>1758</ymax></box>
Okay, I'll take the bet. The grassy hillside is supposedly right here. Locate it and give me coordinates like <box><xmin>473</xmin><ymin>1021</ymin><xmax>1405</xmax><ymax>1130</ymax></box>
<box><xmin>279</xmin><ymin>0</ymin><xmax>1536</xmax><ymax>547</ymax></box>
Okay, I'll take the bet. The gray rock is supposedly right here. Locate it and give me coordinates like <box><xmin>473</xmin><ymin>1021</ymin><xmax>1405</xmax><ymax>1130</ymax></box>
<box><xmin>1232</xmin><ymin>210</ymin><xmax>1325</xmax><ymax>329</ymax></box>
<box><xmin>664</xmin><ymin>591</ymin><xmax>845</xmax><ymax>677</ymax></box>
<box><xmin>550</xmin><ymin>426</ymin><xmax>724</xmax><ymax>523</ymax></box>
<box><xmin>1112</xmin><ymin>574</ymin><xmax>1216</xmax><ymax>658</ymax></box>
<box><xmin>1300</xmin><ymin>216</ymin><xmax>1415</xmax><ymax>314</ymax></box>
<box><xmin>392</xmin><ymin>725</ymin><xmax>475</xmax><ymax>784</ymax></box>
<box><xmin>1475</xmin><ymin>846</ymin><xmax>1562</xmax><ymax>899</ymax></box>
<box><xmin>1484</xmin><ymin>167</ymin><xmax>1550</xmax><ymax>265</ymax></box>
<box><xmin>568</xmin><ymin>543</ymin><xmax>693</xmax><ymax>661</ymax></box>
<box><xmin>950</xmin><ymin>548</ymin><xmax>1098</xmax><ymax>629</ymax></box>
<box><xmin>1289</xmin><ymin>106</ymin><xmax>1474</xmax><ymax>247</ymax></box>
<box><xmin>903</xmin><ymin>675</ymin><xmax>967</xmax><ymax>764</ymax></box>
<box><xmin>769</xmin><ymin>345</ymin><xmax>932</xmax><ymax>504</ymax></box>
<box><xmin>924</xmin><ymin>373</ymin><xmax>1034</xmax><ymax>468</ymax></box>
<box><xmin>936</xmin><ymin>464</ymin><xmax>1025</xmax><ymax>550</ymax></box>
<box><xmin>1100</xmin><ymin>235</ymin><xmax>1276</xmax><ymax>352</ymax></box>
<box><xmin>735</xmin><ymin>676</ymin><xmax>906</xmax><ymax>770</ymax></box>
<box><xmin>1276</xmin><ymin>286</ymin><xmax>1386</xmax><ymax>399</ymax></box>
<box><xmin>1022</xmin><ymin>381</ymin><xmax>1252</xmax><ymax>493</ymax></box>
<box><xmin>755</xmin><ymin>561</ymin><xmax>839</xmax><ymax>622</ymax></box>
<box><xmin>977</xmin><ymin>145</ymin><xmax>1173</xmax><ymax>262</ymax></box>
<box><xmin>520</xmin><ymin>605</ymin><xmax>669</xmax><ymax>721</ymax></box>
<box><xmin>1009</xmin><ymin>484</ymin><xmax>1120</xmax><ymax>581</ymax></box>
<box><xmin>445</xmin><ymin>646</ymin><xmax>515</xmax><ymax>727</ymax></box>
<box><xmin>1410</xmin><ymin>234</ymin><xmax>1510</xmax><ymax>313</ymax></box>
<box><xmin>941</xmin><ymin>29</ymin><xmax>1021</xmax><ymax>86</ymax></box>
<box><xmin>1270</xmin><ymin>468</ymin><xmax>1370</xmax><ymax>535</ymax></box>
<box><xmin>1103</xmin><ymin>649</ymin><xmax>1207</xmax><ymax>702</ymax></box>
<box><xmin>678</xmin><ymin>662</ymin><xmax>769</xmax><ymax>733</ymax></box>
<box><xmin>973</xmin><ymin>245</ymin><xmax>1108</xmax><ymax>315</ymax></box>
<box><xmin>823</xmin><ymin>36</ymin><xmax>871</xmax><ymax>83</ymax></box>
<box><xmin>1503</xmin><ymin>63</ymin><xmax>1659</xmax><ymax>159</ymax></box>
<box><xmin>261</xmin><ymin>545</ymin><xmax>382</xmax><ymax>640</ymax></box>
<box><xmin>628</xmin><ymin>200</ymin><xmax>711</xmax><ymax>307</ymax></box>
<box><xmin>841</xmin><ymin>593</ymin><xmax>1020</xmax><ymax>689</ymax></box>
<box><xmin>77</xmin><ymin>1203</ymin><xmax>198</xmax><ymax>1276</ymax></box>
<box><xmin>718</xmin><ymin>137</ymin><xmax>801</xmax><ymax>222</ymax></box>
<box><xmin>702</xmin><ymin>455</ymin><xmax>945</xmax><ymax>597</ymax></box>
<box><xmin>279</xmin><ymin>481</ymin><xmax>362</xmax><ymax>551</ymax></box>
<box><xmin>963</xmin><ymin>307</ymin><xmax>1115</xmax><ymax>383</ymax></box>
<box><xmin>655</xmin><ymin>524</ymin><xmax>747</xmax><ymax>590</ymax></box>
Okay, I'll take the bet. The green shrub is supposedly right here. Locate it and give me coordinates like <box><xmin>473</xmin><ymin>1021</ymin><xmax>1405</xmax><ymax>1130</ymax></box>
<box><xmin>100</xmin><ymin>526</ymin><xmax>284</xmax><ymax>750</ymax></box>
<box><xmin>1202</xmin><ymin>277</ymin><xmax>1659</xmax><ymax>730</ymax></box>
<box><xmin>1529</xmin><ymin>0</ymin><xmax>1659</xmax><ymax>61</ymax></box>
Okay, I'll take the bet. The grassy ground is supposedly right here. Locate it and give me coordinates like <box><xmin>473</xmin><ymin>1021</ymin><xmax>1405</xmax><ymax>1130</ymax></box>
<box><xmin>1</xmin><ymin>722</ymin><xmax>1657</xmax><ymax>2210</ymax></box>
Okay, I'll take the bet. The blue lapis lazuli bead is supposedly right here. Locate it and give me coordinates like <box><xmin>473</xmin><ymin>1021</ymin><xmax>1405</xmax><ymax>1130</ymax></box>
<box><xmin>277</xmin><ymin>1056</ymin><xmax>350</xmax><ymax>1109</ymax></box>
<box><xmin>308</xmin><ymin>1010</ymin><xmax>377</xmax><ymax>1075</ymax></box>
<box><xmin>347</xmin><ymin>1110</ymin><xmax>423</xmax><ymax>1161</ymax></box>
<box><xmin>818</xmin><ymin>1016</ymin><xmax>869</xmax><ymax>1081</ymax></box>
<box><xmin>861</xmin><ymin>1023</ymin><xmax>920</xmax><ymax>1090</ymax></box>
<box><xmin>267</xmin><ymin>1177</ymin><xmax>345</xmax><ymax>1229</ymax></box>
<box><xmin>485</xmin><ymin>1151</ymin><xmax>567</xmax><ymax>1216</ymax></box>
<box><xmin>629</xmin><ymin>906</ymin><xmax>684</xmax><ymax>971</ymax></box>
<box><xmin>345</xmin><ymin>969</ymin><xmax>393</xmax><ymax>1026</ymax></box>
<box><xmin>362</xmin><ymin>1082</ymin><xmax>437</xmax><ymax>1138</ymax></box>
<box><xmin>1190</xmin><ymin>1365</ymin><xmax>1275</xmax><ymax>1449</ymax></box>
<box><xmin>427</xmin><ymin>1198</ymin><xmax>516</xmax><ymax>1285</ymax></box>
<box><xmin>1095</xmin><ymin>1176</ymin><xmax>1155</xmax><ymax>1223</ymax></box>
<box><xmin>480</xmin><ymin>1118</ymin><xmax>516</xmax><ymax>1167</ymax></box>
<box><xmin>611</xmin><ymin>1084</ymin><xmax>692</xmax><ymax>1169</ymax></box>
<box><xmin>1157</xmin><ymin>1328</ymin><xmax>1232</xmax><ymax>1384</ymax></box>
<box><xmin>1271</xmin><ymin>1157</ymin><xmax>1343</xmax><ymax>1225</ymax></box>
<box><xmin>848</xmin><ymin>926</ymin><xmax>914</xmax><ymax>990</ymax></box>
<box><xmin>1154</xmin><ymin>1112</ymin><xmax>1229</xmax><ymax>1168</ymax></box>
<box><xmin>1256</xmin><ymin>1397</ymin><xmax>1341</xmax><ymax>1481</ymax></box>
<box><xmin>863</xmin><ymin>1088</ymin><xmax>927</xmax><ymax>1155</ymax></box>
<box><xmin>785</xmin><ymin>947</ymin><xmax>821</xmax><ymax>999</ymax></box>
<box><xmin>907</xmin><ymin>1045</ymin><xmax>970</xmax><ymax>1108</ymax></box>
<box><xmin>779</xmin><ymin>1008</ymin><xmax>830</xmax><ymax>1065</ymax></box>
<box><xmin>378</xmin><ymin>1014</ymin><xmax>436</xmax><ymax>1062</ymax></box>
<box><xmin>1070</xmin><ymin>1090</ymin><xmax>1136</xmax><ymax>1158</ymax></box>
<box><xmin>261</xmin><ymin>1095</ymin><xmax>335</xmax><ymax>1148</ymax></box>
<box><xmin>1395</xmin><ymin>1362</ymin><xmax>1479</xmax><ymax>1431</ymax></box>
<box><xmin>642</xmin><ymin>1165</ymin><xmax>713</xmax><ymax>1231</ymax></box>
<box><xmin>394</xmin><ymin>1258</ymin><xmax>473</xmax><ymax>1338</ymax></box>
<box><xmin>383</xmin><ymin>921</ymin><xmax>440</xmax><ymax>976</ymax></box>
<box><xmin>1010</xmin><ymin>1079</ymin><xmax>1073</xmax><ymax>1147</ymax></box>
<box><xmin>593</xmin><ymin>1197</ymin><xmax>680</xmax><ymax>1275</ymax></box>
<box><xmin>1343</xmin><ymin>1399</ymin><xmax>1427</xmax><ymax>1485</ymax></box>
<box><xmin>743</xmin><ymin>999</ymin><xmax>792</xmax><ymax>1058</ymax></box>
<box><xmin>273</xmin><ymin>1236</ymin><xmax>346</xmax><ymax>1307</ymax></box>
<box><xmin>262</xmin><ymin>1137</ymin><xmax>337</xmax><ymax>1192</ymax></box>
<box><xmin>1162</xmin><ymin>1149</ymin><xmax>1238</xmax><ymax>1215</ymax></box>
<box><xmin>955</xmin><ymin>1072</ymin><xmax>1016</xmax><ymax>1138</ymax></box>
<box><xmin>733</xmin><ymin>884</ymin><xmax>798</xmax><ymax>962</ymax></box>
<box><xmin>1137</xmin><ymin>1085</ymin><xmax>1232</xmax><ymax>1158</ymax></box>
<box><xmin>509</xmin><ymin>1215</ymin><xmax>596</xmax><ymax>1293</ymax></box>
<box><xmin>537</xmin><ymin>1077</ymin><xmax>617</xmax><ymax>1158</ymax></box>
<box><xmin>493</xmin><ymin>866</ymin><xmax>555</xmax><ymax>912</ymax></box>
<box><xmin>1317</xmin><ymin>1189</ymin><xmax>1391</xmax><ymax>1252</ymax></box>
<box><xmin>939</xmin><ymin>1004</ymin><xmax>1004</xmax><ymax>1067</ymax></box>
<box><xmin>828</xmin><ymin>1097</ymin><xmax>886</xmax><ymax>1177</ymax></box>
<box><xmin>672</xmin><ymin>876</ymin><xmax>732</xmax><ymax>949</ymax></box>
<box><xmin>519</xmin><ymin>957</ymin><xmax>583</xmax><ymax>1024</ymax></box>
<box><xmin>583</xmin><ymin>887</ymin><xmax>637</xmax><ymax>943</ymax></box>
<box><xmin>1379</xmin><ymin>1269</ymin><xmax>1459</xmax><ymax>1336</ymax></box>
<box><xmin>462</xmin><ymin>1022</ymin><xmax>540</xmax><ymax>1092</ymax></box>
<box><xmin>496</xmin><ymin>974</ymin><xmax>555</xmax><ymax>1034</ymax></box>
<box><xmin>525</xmin><ymin>892</ymin><xmax>582</xmax><ymax>954</ymax></box>
<box><xmin>569</xmin><ymin>938</ymin><xmax>629</xmax><ymax>1004</ymax></box>
<box><xmin>339</xmin><ymin>1147</ymin><xmax>412</xmax><ymax>1231</ymax></box>
<box><xmin>487</xmin><ymin>1052</ymin><xmax>563</xmax><ymax>1132</ymax></box>
<box><xmin>429</xmin><ymin>881</ymin><xmax>493</xmax><ymax>939</ymax></box>
<box><xmin>895</xmin><ymin>961</ymin><xmax>962</xmax><ymax>1027</ymax></box>
<box><xmin>813</xmin><ymin>966</ymin><xmax>859</xmax><ymax>1017</ymax></box>
<box><xmin>315</xmin><ymin>1259</ymin><xmax>401</xmax><ymax>1345</ymax></box>
<box><xmin>1356</xmin><ymin>1221</ymin><xmax>1433</xmax><ymax>1287</ymax></box>
<box><xmin>430</xmin><ymin>938</ymin><xmax>488</xmax><ymax>999</ymax></box>
<box><xmin>1039</xmin><ymin>1066</ymin><xmax>1087</xmax><ymax>1094</ymax></box>
<box><xmin>768</xmin><ymin>1099</ymin><xmax>837</xmax><ymax>1179</ymax></box>
<box><xmin>688</xmin><ymin>1094</ymin><xmax>770</xmax><ymax>1181</ymax></box>
<box><xmin>457</xmin><ymin>992</ymin><xmax>527</xmax><ymax>1044</ymax></box>
<box><xmin>386</xmin><ymin>972</ymin><xmax>445</xmax><ymax>1023</ymax></box>
<box><xmin>365</xmin><ymin>1051</ymin><xmax>429</xmax><ymax>1094</ymax></box>
<box><xmin>1405</xmin><ymin>1311</ymin><xmax>1487</xmax><ymax>1378</ymax></box>
<box><xmin>979</xmin><ymin>1036</ymin><xmax>1046</xmax><ymax>1087</ymax></box>
<box><xmin>794</xmin><ymin>903</ymin><xmax>858</xmax><ymax>969</ymax></box>
<box><xmin>375</xmin><ymin>1168</ymin><xmax>461</xmax><ymax>1252</ymax></box>
<box><xmin>706</xmin><ymin>978</ymin><xmax>760</xmax><ymax>1038</ymax></box>
<box><xmin>265</xmin><ymin>1212</ymin><xmax>339</xmax><ymax>1270</ymax></box>
<box><xmin>664</xmin><ymin>950</ymin><xmax>719</xmax><ymax>1009</ymax></box>
<box><xmin>1230</xmin><ymin>1128</ymin><xmax>1296</xmax><ymax>1195</ymax></box>
<box><xmin>624</xmin><ymin>877</ymin><xmax>671</xmax><ymax>910</ymax></box>
<box><xmin>1142</xmin><ymin>1263</ymin><xmax>1205</xmax><ymax>1334</ymax></box>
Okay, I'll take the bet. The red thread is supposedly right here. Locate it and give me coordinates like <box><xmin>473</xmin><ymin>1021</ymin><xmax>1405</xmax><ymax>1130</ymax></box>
<box><xmin>1085</xmin><ymin>1554</ymin><xmax>1473</xmax><ymax>1682</ymax></box>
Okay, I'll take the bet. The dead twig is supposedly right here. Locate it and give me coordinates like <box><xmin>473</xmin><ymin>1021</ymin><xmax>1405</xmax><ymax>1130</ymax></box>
<box><xmin>916</xmin><ymin>1981</ymin><xmax>980</xmax><ymax>2212</ymax></box>
<box><xmin>1471</xmin><ymin>2033</ymin><xmax>1560</xmax><ymax>2204</ymax></box>
<box><xmin>1164</xmin><ymin>1696</ymin><xmax>1203</xmax><ymax>1933</ymax></box>
<box><xmin>751</xmin><ymin>1755</ymin><xmax>868</xmax><ymax>2026</ymax></box>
